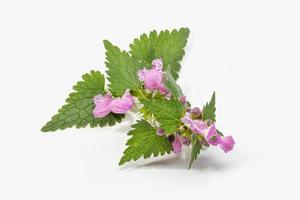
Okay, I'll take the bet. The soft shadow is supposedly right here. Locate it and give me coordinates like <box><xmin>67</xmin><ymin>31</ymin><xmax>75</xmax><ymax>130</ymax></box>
<box><xmin>120</xmin><ymin>148</ymin><xmax>236</xmax><ymax>171</ymax></box>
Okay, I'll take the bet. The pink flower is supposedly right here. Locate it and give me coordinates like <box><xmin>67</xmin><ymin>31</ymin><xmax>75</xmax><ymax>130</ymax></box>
<box><xmin>137</xmin><ymin>59</ymin><xmax>168</xmax><ymax>94</ymax></box>
<box><xmin>191</xmin><ymin>120</ymin><xmax>208</xmax><ymax>134</ymax></box>
<box><xmin>181</xmin><ymin>112</ymin><xmax>208</xmax><ymax>134</ymax></box>
<box><xmin>172</xmin><ymin>135</ymin><xmax>182</xmax><ymax>154</ymax></box>
<box><xmin>93</xmin><ymin>94</ymin><xmax>112</xmax><ymax>118</ymax></box>
<box><xmin>181</xmin><ymin>111</ymin><xmax>235</xmax><ymax>153</ymax></box>
<box><xmin>181</xmin><ymin>112</ymin><xmax>194</xmax><ymax>125</ymax></box>
<box><xmin>110</xmin><ymin>90</ymin><xmax>134</xmax><ymax>114</ymax></box>
<box><xmin>205</xmin><ymin>124</ymin><xmax>221</xmax><ymax>146</ymax></box>
<box><xmin>93</xmin><ymin>90</ymin><xmax>134</xmax><ymax>118</ymax></box>
<box><xmin>219</xmin><ymin>136</ymin><xmax>235</xmax><ymax>153</ymax></box>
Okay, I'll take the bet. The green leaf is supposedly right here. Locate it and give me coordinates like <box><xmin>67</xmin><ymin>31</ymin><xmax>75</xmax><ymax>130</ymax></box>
<box><xmin>104</xmin><ymin>40</ymin><xmax>142</xmax><ymax>96</ymax></box>
<box><xmin>163</xmin><ymin>67</ymin><xmax>183</xmax><ymax>99</ymax></box>
<box><xmin>202</xmin><ymin>92</ymin><xmax>216</xmax><ymax>122</ymax></box>
<box><xmin>41</xmin><ymin>70</ymin><xmax>124</xmax><ymax>132</ymax></box>
<box><xmin>189</xmin><ymin>135</ymin><xmax>202</xmax><ymax>169</ymax></box>
<box><xmin>129</xmin><ymin>28</ymin><xmax>190</xmax><ymax>80</ymax></box>
<box><xmin>119</xmin><ymin>120</ymin><xmax>172</xmax><ymax>165</ymax></box>
<box><xmin>140</xmin><ymin>98</ymin><xmax>184</xmax><ymax>133</ymax></box>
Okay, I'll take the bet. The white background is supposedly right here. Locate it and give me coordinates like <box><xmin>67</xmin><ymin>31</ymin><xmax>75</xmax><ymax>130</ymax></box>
<box><xmin>0</xmin><ymin>0</ymin><xmax>299</xmax><ymax>199</ymax></box>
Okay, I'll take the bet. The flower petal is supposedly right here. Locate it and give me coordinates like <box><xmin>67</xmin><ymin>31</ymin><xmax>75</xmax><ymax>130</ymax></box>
<box><xmin>110</xmin><ymin>90</ymin><xmax>134</xmax><ymax>114</ymax></box>
<box><xmin>93</xmin><ymin>94</ymin><xmax>112</xmax><ymax>118</ymax></box>
<box><xmin>191</xmin><ymin>120</ymin><xmax>208</xmax><ymax>134</ymax></box>
<box><xmin>172</xmin><ymin>135</ymin><xmax>182</xmax><ymax>154</ymax></box>
<box><xmin>205</xmin><ymin>124</ymin><xmax>221</xmax><ymax>146</ymax></box>
<box><xmin>219</xmin><ymin>136</ymin><xmax>235</xmax><ymax>153</ymax></box>
<box><xmin>152</xmin><ymin>58</ymin><xmax>163</xmax><ymax>70</ymax></box>
<box><xmin>143</xmin><ymin>69</ymin><xmax>163</xmax><ymax>90</ymax></box>
<box><xmin>137</xmin><ymin>68</ymin><xmax>148</xmax><ymax>81</ymax></box>
<box><xmin>137</xmin><ymin>59</ymin><xmax>168</xmax><ymax>95</ymax></box>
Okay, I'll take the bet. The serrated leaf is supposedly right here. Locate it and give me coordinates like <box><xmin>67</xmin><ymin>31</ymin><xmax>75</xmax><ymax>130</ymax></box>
<box><xmin>140</xmin><ymin>98</ymin><xmax>184</xmax><ymax>133</ymax></box>
<box><xmin>129</xmin><ymin>28</ymin><xmax>190</xmax><ymax>80</ymax></box>
<box><xmin>189</xmin><ymin>135</ymin><xmax>202</xmax><ymax>169</ymax></box>
<box><xmin>119</xmin><ymin>120</ymin><xmax>172</xmax><ymax>165</ymax></box>
<box><xmin>202</xmin><ymin>92</ymin><xmax>216</xmax><ymax>122</ymax></box>
<box><xmin>163</xmin><ymin>67</ymin><xmax>183</xmax><ymax>99</ymax></box>
<box><xmin>104</xmin><ymin>40</ymin><xmax>142</xmax><ymax>96</ymax></box>
<box><xmin>41</xmin><ymin>70</ymin><xmax>124</xmax><ymax>132</ymax></box>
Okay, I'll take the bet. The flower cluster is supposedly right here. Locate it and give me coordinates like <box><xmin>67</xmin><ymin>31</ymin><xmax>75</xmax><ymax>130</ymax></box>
<box><xmin>179</xmin><ymin>107</ymin><xmax>235</xmax><ymax>153</ymax></box>
<box><xmin>93</xmin><ymin>58</ymin><xmax>235</xmax><ymax>155</ymax></box>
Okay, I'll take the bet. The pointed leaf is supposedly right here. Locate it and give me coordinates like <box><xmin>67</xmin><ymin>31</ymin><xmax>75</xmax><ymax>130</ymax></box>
<box><xmin>189</xmin><ymin>135</ymin><xmax>202</xmax><ymax>168</ymax></box>
<box><xmin>129</xmin><ymin>28</ymin><xmax>190</xmax><ymax>79</ymax></box>
<box><xmin>202</xmin><ymin>92</ymin><xmax>216</xmax><ymax>122</ymax></box>
<box><xmin>104</xmin><ymin>40</ymin><xmax>142</xmax><ymax>96</ymax></box>
<box><xmin>41</xmin><ymin>70</ymin><xmax>124</xmax><ymax>132</ymax></box>
<box><xmin>119</xmin><ymin>120</ymin><xmax>172</xmax><ymax>165</ymax></box>
<box><xmin>140</xmin><ymin>98</ymin><xmax>184</xmax><ymax>133</ymax></box>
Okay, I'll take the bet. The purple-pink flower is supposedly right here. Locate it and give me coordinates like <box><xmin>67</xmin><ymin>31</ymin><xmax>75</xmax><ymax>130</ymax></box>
<box><xmin>137</xmin><ymin>59</ymin><xmax>168</xmax><ymax>94</ymax></box>
<box><xmin>93</xmin><ymin>90</ymin><xmax>134</xmax><ymax>118</ymax></box>
<box><xmin>181</xmin><ymin>111</ymin><xmax>235</xmax><ymax>153</ymax></box>
<box><xmin>110</xmin><ymin>90</ymin><xmax>134</xmax><ymax>114</ymax></box>
<box><xmin>191</xmin><ymin>120</ymin><xmax>208</xmax><ymax>134</ymax></box>
<box><xmin>172</xmin><ymin>135</ymin><xmax>182</xmax><ymax>154</ymax></box>
<box><xmin>93</xmin><ymin>94</ymin><xmax>113</xmax><ymax>118</ymax></box>
<box><xmin>219</xmin><ymin>136</ymin><xmax>235</xmax><ymax>153</ymax></box>
<box><xmin>181</xmin><ymin>112</ymin><xmax>208</xmax><ymax>134</ymax></box>
<box><xmin>205</xmin><ymin>124</ymin><xmax>221</xmax><ymax>146</ymax></box>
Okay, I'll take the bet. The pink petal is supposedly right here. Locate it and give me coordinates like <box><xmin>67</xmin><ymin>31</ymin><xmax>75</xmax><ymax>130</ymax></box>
<box><xmin>181</xmin><ymin>112</ymin><xmax>194</xmax><ymax>125</ymax></box>
<box><xmin>110</xmin><ymin>90</ymin><xmax>134</xmax><ymax>114</ymax></box>
<box><xmin>158</xmin><ymin>85</ymin><xmax>168</xmax><ymax>95</ymax></box>
<box><xmin>137</xmin><ymin>68</ymin><xmax>148</xmax><ymax>81</ymax></box>
<box><xmin>93</xmin><ymin>94</ymin><xmax>112</xmax><ymax>118</ymax></box>
<box><xmin>137</xmin><ymin>59</ymin><xmax>169</xmax><ymax>95</ymax></box>
<box><xmin>205</xmin><ymin>124</ymin><xmax>221</xmax><ymax>146</ymax></box>
<box><xmin>219</xmin><ymin>136</ymin><xmax>235</xmax><ymax>153</ymax></box>
<box><xmin>143</xmin><ymin>69</ymin><xmax>163</xmax><ymax>90</ymax></box>
<box><xmin>172</xmin><ymin>136</ymin><xmax>182</xmax><ymax>154</ymax></box>
<box><xmin>191</xmin><ymin>120</ymin><xmax>208</xmax><ymax>134</ymax></box>
<box><xmin>152</xmin><ymin>58</ymin><xmax>163</xmax><ymax>70</ymax></box>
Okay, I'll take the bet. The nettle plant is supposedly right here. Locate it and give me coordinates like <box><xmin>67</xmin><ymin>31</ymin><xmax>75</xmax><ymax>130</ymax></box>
<box><xmin>41</xmin><ymin>28</ymin><xmax>235</xmax><ymax>168</ymax></box>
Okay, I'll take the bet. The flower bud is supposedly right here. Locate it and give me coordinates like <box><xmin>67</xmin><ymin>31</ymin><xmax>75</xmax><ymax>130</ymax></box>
<box><xmin>180</xmin><ymin>136</ymin><xmax>190</xmax><ymax>146</ymax></box>
<box><xmin>191</xmin><ymin>107</ymin><xmax>201</xmax><ymax>118</ymax></box>
<box><xmin>179</xmin><ymin>95</ymin><xmax>187</xmax><ymax>105</ymax></box>
<box><xmin>156</xmin><ymin>128</ymin><xmax>165</xmax><ymax>136</ymax></box>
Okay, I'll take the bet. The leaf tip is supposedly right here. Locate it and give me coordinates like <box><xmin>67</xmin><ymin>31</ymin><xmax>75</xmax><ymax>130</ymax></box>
<box><xmin>103</xmin><ymin>40</ymin><xmax>112</xmax><ymax>49</ymax></box>
<box><xmin>118</xmin><ymin>159</ymin><xmax>125</xmax><ymax>166</ymax></box>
